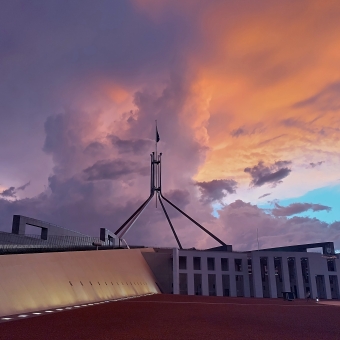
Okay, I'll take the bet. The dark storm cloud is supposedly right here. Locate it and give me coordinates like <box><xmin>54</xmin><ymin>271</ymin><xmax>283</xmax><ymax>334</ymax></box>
<box><xmin>84</xmin><ymin>142</ymin><xmax>105</xmax><ymax>154</ymax></box>
<box><xmin>0</xmin><ymin>0</ymin><xmax>203</xmax><ymax>197</ymax></box>
<box><xmin>308</xmin><ymin>161</ymin><xmax>324</xmax><ymax>168</ymax></box>
<box><xmin>244</xmin><ymin>160</ymin><xmax>292</xmax><ymax>187</ymax></box>
<box><xmin>258</xmin><ymin>193</ymin><xmax>271</xmax><ymax>199</ymax></box>
<box><xmin>195</xmin><ymin>179</ymin><xmax>237</xmax><ymax>204</ymax></box>
<box><xmin>272</xmin><ymin>202</ymin><xmax>331</xmax><ymax>217</ymax></box>
<box><xmin>83</xmin><ymin>159</ymin><xmax>149</xmax><ymax>181</ymax></box>
<box><xmin>17</xmin><ymin>181</ymin><xmax>31</xmax><ymax>191</ymax></box>
<box><xmin>0</xmin><ymin>65</ymin><xmax>208</xmax><ymax>247</ymax></box>
<box><xmin>0</xmin><ymin>1</ymin><xmax>339</xmax><ymax>251</ymax></box>
<box><xmin>0</xmin><ymin>175</ymin><xmax>156</xmax><ymax>237</ymax></box>
<box><xmin>163</xmin><ymin>189</ymin><xmax>190</xmax><ymax>208</ymax></box>
<box><xmin>108</xmin><ymin>135</ymin><xmax>153</xmax><ymax>155</ymax></box>
<box><xmin>0</xmin><ymin>187</ymin><xmax>16</xmax><ymax>198</ymax></box>
<box><xmin>0</xmin><ymin>181</ymin><xmax>31</xmax><ymax>198</ymax></box>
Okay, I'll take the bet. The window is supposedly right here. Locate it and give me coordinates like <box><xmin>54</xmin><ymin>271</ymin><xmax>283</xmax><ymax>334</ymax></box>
<box><xmin>193</xmin><ymin>257</ymin><xmax>201</xmax><ymax>270</ymax></box>
<box><xmin>208</xmin><ymin>274</ymin><xmax>216</xmax><ymax>296</ymax></box>
<box><xmin>235</xmin><ymin>259</ymin><xmax>242</xmax><ymax>272</ymax></box>
<box><xmin>221</xmin><ymin>258</ymin><xmax>229</xmax><ymax>271</ymax></box>
<box><xmin>194</xmin><ymin>274</ymin><xmax>202</xmax><ymax>295</ymax></box>
<box><xmin>327</xmin><ymin>259</ymin><xmax>336</xmax><ymax>272</ymax></box>
<box><xmin>179</xmin><ymin>273</ymin><xmax>188</xmax><ymax>295</ymax></box>
<box><xmin>301</xmin><ymin>258</ymin><xmax>309</xmax><ymax>284</ymax></box>
<box><xmin>207</xmin><ymin>257</ymin><xmax>215</xmax><ymax>271</ymax></box>
<box><xmin>179</xmin><ymin>256</ymin><xmax>187</xmax><ymax>270</ymax></box>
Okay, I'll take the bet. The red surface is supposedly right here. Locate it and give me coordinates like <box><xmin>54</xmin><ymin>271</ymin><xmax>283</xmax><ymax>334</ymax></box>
<box><xmin>0</xmin><ymin>294</ymin><xmax>339</xmax><ymax>340</ymax></box>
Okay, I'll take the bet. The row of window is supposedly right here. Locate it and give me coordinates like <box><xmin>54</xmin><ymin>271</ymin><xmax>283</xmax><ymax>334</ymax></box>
<box><xmin>179</xmin><ymin>256</ymin><xmax>243</xmax><ymax>272</ymax></box>
<box><xmin>179</xmin><ymin>273</ymin><xmax>245</xmax><ymax>297</ymax></box>
<box><xmin>68</xmin><ymin>281</ymin><xmax>148</xmax><ymax>287</ymax></box>
<box><xmin>179</xmin><ymin>256</ymin><xmax>337</xmax><ymax>273</ymax></box>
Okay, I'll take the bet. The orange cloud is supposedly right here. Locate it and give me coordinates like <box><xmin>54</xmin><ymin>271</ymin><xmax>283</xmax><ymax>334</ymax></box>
<box><xmin>188</xmin><ymin>1</ymin><xmax>340</xmax><ymax>188</ymax></box>
<box><xmin>133</xmin><ymin>0</ymin><xmax>340</xmax><ymax>198</ymax></box>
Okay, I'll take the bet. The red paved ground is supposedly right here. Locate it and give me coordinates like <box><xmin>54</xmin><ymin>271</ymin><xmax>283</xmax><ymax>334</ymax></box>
<box><xmin>0</xmin><ymin>294</ymin><xmax>339</xmax><ymax>340</ymax></box>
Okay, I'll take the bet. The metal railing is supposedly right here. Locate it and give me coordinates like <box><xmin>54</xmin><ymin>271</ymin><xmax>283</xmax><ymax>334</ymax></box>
<box><xmin>0</xmin><ymin>232</ymin><xmax>118</xmax><ymax>255</ymax></box>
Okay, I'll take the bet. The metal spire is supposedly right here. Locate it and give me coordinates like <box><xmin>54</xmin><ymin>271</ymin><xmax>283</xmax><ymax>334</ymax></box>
<box><xmin>114</xmin><ymin>128</ymin><xmax>227</xmax><ymax>249</ymax></box>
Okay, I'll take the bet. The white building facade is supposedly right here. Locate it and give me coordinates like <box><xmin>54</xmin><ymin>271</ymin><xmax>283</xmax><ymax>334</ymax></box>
<box><xmin>172</xmin><ymin>243</ymin><xmax>340</xmax><ymax>300</ymax></box>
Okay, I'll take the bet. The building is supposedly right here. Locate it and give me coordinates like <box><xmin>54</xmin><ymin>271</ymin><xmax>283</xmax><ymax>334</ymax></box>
<box><xmin>170</xmin><ymin>244</ymin><xmax>339</xmax><ymax>300</ymax></box>
<box><xmin>0</xmin><ymin>214</ymin><xmax>339</xmax><ymax>318</ymax></box>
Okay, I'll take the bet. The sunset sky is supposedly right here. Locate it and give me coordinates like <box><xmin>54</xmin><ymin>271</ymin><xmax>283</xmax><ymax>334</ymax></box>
<box><xmin>1</xmin><ymin>0</ymin><xmax>340</xmax><ymax>250</ymax></box>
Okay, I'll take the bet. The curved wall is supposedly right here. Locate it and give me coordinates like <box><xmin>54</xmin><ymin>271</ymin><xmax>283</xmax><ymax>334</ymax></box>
<box><xmin>0</xmin><ymin>248</ymin><xmax>159</xmax><ymax>317</ymax></box>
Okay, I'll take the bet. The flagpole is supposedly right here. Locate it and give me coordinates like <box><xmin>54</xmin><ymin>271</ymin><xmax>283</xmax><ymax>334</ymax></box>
<box><xmin>155</xmin><ymin>120</ymin><xmax>157</xmax><ymax>160</ymax></box>
<box><xmin>155</xmin><ymin>120</ymin><xmax>157</xmax><ymax>208</ymax></box>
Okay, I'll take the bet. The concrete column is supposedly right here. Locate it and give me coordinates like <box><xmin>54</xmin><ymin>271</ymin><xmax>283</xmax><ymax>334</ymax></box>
<box><xmin>252</xmin><ymin>255</ymin><xmax>263</xmax><ymax>298</ymax></box>
<box><xmin>229</xmin><ymin>258</ymin><xmax>237</xmax><ymax>297</ymax></box>
<box><xmin>243</xmin><ymin>261</ymin><xmax>250</xmax><ymax>298</ymax></box>
<box><xmin>309</xmin><ymin>274</ymin><xmax>318</xmax><ymax>299</ymax></box>
<box><xmin>281</xmin><ymin>257</ymin><xmax>291</xmax><ymax>292</ymax></box>
<box><xmin>173</xmin><ymin>248</ymin><xmax>179</xmax><ymax>294</ymax></box>
<box><xmin>215</xmin><ymin>256</ymin><xmax>223</xmax><ymax>296</ymax></box>
<box><xmin>216</xmin><ymin>274</ymin><xmax>223</xmax><ymax>296</ymax></box>
<box><xmin>187</xmin><ymin>256</ymin><xmax>194</xmax><ymax>295</ymax></box>
<box><xmin>12</xmin><ymin>215</ymin><xmax>26</xmax><ymax>235</ymax></box>
<box><xmin>216</xmin><ymin>260</ymin><xmax>223</xmax><ymax>296</ymax></box>
<box><xmin>201</xmin><ymin>255</ymin><xmax>209</xmax><ymax>296</ymax></box>
<box><xmin>268</xmin><ymin>256</ymin><xmax>277</xmax><ymax>298</ymax></box>
<box><xmin>295</xmin><ymin>256</ymin><xmax>305</xmax><ymax>299</ymax></box>
<box><xmin>325</xmin><ymin>274</ymin><xmax>332</xmax><ymax>300</ymax></box>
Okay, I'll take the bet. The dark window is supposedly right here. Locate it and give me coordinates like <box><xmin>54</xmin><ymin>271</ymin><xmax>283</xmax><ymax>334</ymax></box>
<box><xmin>235</xmin><ymin>259</ymin><xmax>242</xmax><ymax>272</ymax></box>
<box><xmin>260</xmin><ymin>257</ymin><xmax>268</xmax><ymax>281</ymax></box>
<box><xmin>179</xmin><ymin>273</ymin><xmax>188</xmax><ymax>295</ymax></box>
<box><xmin>221</xmin><ymin>258</ymin><xmax>229</xmax><ymax>271</ymax></box>
<box><xmin>208</xmin><ymin>274</ymin><xmax>216</xmax><ymax>296</ymax></box>
<box><xmin>327</xmin><ymin>259</ymin><xmax>336</xmax><ymax>272</ymax></box>
<box><xmin>194</xmin><ymin>274</ymin><xmax>202</xmax><ymax>295</ymax></box>
<box><xmin>179</xmin><ymin>256</ymin><xmax>187</xmax><ymax>270</ymax></box>
<box><xmin>301</xmin><ymin>258</ymin><xmax>309</xmax><ymax>284</ymax></box>
<box><xmin>193</xmin><ymin>257</ymin><xmax>201</xmax><ymax>270</ymax></box>
<box><xmin>207</xmin><ymin>257</ymin><xmax>215</xmax><ymax>271</ymax></box>
<box><xmin>248</xmin><ymin>258</ymin><xmax>253</xmax><ymax>275</ymax></box>
<box><xmin>222</xmin><ymin>275</ymin><xmax>230</xmax><ymax>296</ymax></box>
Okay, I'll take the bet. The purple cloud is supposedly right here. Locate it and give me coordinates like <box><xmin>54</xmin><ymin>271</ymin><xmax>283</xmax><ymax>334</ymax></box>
<box><xmin>17</xmin><ymin>181</ymin><xmax>31</xmax><ymax>191</ymax></box>
<box><xmin>258</xmin><ymin>193</ymin><xmax>271</xmax><ymax>199</ymax></box>
<box><xmin>0</xmin><ymin>187</ymin><xmax>16</xmax><ymax>198</ymax></box>
<box><xmin>308</xmin><ymin>161</ymin><xmax>324</xmax><ymax>168</ymax></box>
<box><xmin>0</xmin><ymin>181</ymin><xmax>31</xmax><ymax>198</ymax></box>
<box><xmin>108</xmin><ymin>135</ymin><xmax>153</xmax><ymax>155</ymax></box>
<box><xmin>83</xmin><ymin>159</ymin><xmax>149</xmax><ymax>181</ymax></box>
<box><xmin>244</xmin><ymin>161</ymin><xmax>292</xmax><ymax>187</ymax></box>
<box><xmin>196</xmin><ymin>179</ymin><xmax>237</xmax><ymax>204</ymax></box>
<box><xmin>293</xmin><ymin>81</ymin><xmax>340</xmax><ymax>112</ymax></box>
<box><xmin>216</xmin><ymin>200</ymin><xmax>339</xmax><ymax>251</ymax></box>
<box><xmin>272</xmin><ymin>202</ymin><xmax>331</xmax><ymax>217</ymax></box>
<box><xmin>230</xmin><ymin>128</ymin><xmax>245</xmax><ymax>137</ymax></box>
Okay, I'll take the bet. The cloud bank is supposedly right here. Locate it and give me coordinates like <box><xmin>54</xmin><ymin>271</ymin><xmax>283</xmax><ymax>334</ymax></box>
<box><xmin>0</xmin><ymin>0</ymin><xmax>340</xmax><ymax>251</ymax></box>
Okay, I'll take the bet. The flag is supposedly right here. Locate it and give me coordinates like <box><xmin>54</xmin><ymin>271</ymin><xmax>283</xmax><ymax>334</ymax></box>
<box><xmin>156</xmin><ymin>126</ymin><xmax>160</xmax><ymax>143</ymax></box>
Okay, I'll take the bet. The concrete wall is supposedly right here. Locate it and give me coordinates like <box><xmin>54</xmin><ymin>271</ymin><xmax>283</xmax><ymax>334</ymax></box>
<box><xmin>142</xmin><ymin>250</ymin><xmax>173</xmax><ymax>293</ymax></box>
<box><xmin>12</xmin><ymin>215</ymin><xmax>88</xmax><ymax>239</ymax></box>
<box><xmin>0</xmin><ymin>248</ymin><xmax>160</xmax><ymax>317</ymax></box>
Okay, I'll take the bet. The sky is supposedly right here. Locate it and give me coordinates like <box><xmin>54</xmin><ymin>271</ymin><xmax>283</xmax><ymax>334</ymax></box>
<box><xmin>1</xmin><ymin>0</ymin><xmax>340</xmax><ymax>251</ymax></box>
